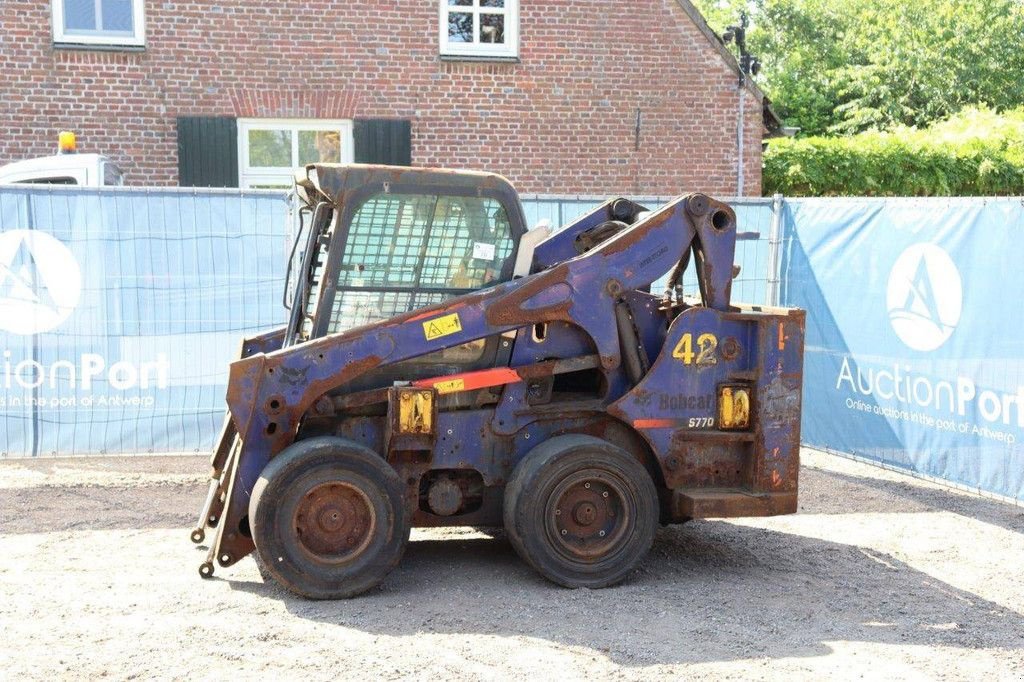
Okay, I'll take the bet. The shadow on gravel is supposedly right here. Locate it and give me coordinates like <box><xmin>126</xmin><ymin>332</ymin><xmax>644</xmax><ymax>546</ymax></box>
<box><xmin>0</xmin><ymin>484</ymin><xmax>201</xmax><ymax>534</ymax></box>
<box><xmin>227</xmin><ymin>522</ymin><xmax>1024</xmax><ymax>666</ymax></box>
<box><xmin>800</xmin><ymin>466</ymin><xmax>1024</xmax><ymax>534</ymax></box>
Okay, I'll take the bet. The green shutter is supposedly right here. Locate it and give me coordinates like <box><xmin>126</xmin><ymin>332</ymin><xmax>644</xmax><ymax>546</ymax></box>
<box><xmin>176</xmin><ymin>117</ymin><xmax>239</xmax><ymax>187</ymax></box>
<box><xmin>353</xmin><ymin>119</ymin><xmax>412</xmax><ymax>166</ymax></box>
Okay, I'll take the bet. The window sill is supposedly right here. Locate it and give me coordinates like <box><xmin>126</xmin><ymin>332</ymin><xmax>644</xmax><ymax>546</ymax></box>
<box><xmin>439</xmin><ymin>53</ymin><xmax>520</xmax><ymax>64</ymax></box>
<box><xmin>52</xmin><ymin>42</ymin><xmax>146</xmax><ymax>53</ymax></box>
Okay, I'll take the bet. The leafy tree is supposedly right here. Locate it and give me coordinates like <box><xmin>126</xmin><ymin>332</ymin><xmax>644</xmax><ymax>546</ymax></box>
<box><xmin>692</xmin><ymin>0</ymin><xmax>1024</xmax><ymax>136</ymax></box>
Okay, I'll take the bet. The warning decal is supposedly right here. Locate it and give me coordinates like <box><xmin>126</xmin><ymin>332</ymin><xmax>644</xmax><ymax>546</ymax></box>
<box><xmin>423</xmin><ymin>312</ymin><xmax>463</xmax><ymax>340</ymax></box>
<box><xmin>433</xmin><ymin>378</ymin><xmax>466</xmax><ymax>395</ymax></box>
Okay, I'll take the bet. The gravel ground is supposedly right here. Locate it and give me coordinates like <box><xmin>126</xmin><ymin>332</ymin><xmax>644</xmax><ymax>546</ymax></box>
<box><xmin>1</xmin><ymin>449</ymin><xmax>1022</xmax><ymax>681</ymax></box>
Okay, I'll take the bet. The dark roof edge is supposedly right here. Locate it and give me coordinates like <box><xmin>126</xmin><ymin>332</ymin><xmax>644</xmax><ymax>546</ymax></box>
<box><xmin>762</xmin><ymin>99</ymin><xmax>792</xmax><ymax>137</ymax></box>
<box><xmin>673</xmin><ymin>0</ymin><xmax>778</xmax><ymax>112</ymax></box>
<box><xmin>674</xmin><ymin>0</ymin><xmax>786</xmax><ymax>132</ymax></box>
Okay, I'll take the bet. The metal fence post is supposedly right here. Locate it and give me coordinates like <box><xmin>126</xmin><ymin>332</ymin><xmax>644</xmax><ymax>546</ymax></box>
<box><xmin>765</xmin><ymin>193</ymin><xmax>784</xmax><ymax>306</ymax></box>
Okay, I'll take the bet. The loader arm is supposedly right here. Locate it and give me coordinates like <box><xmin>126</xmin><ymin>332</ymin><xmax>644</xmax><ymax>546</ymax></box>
<box><xmin>206</xmin><ymin>192</ymin><xmax>737</xmax><ymax>569</ymax></box>
<box><xmin>190</xmin><ymin>325</ymin><xmax>286</xmax><ymax>545</ymax></box>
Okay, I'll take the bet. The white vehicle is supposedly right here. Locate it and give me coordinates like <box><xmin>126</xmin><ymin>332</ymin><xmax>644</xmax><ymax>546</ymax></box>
<box><xmin>0</xmin><ymin>132</ymin><xmax>124</xmax><ymax>187</ymax></box>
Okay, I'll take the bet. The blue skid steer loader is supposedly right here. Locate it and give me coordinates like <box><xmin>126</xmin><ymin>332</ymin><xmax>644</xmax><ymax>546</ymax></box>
<box><xmin>191</xmin><ymin>164</ymin><xmax>805</xmax><ymax>599</ymax></box>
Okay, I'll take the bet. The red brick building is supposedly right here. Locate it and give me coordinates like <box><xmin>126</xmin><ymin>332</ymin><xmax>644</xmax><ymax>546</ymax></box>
<box><xmin>0</xmin><ymin>0</ymin><xmax>779</xmax><ymax>195</ymax></box>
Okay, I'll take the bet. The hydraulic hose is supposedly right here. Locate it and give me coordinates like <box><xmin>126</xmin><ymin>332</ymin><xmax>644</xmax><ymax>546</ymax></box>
<box><xmin>285</xmin><ymin>201</ymin><xmax>330</xmax><ymax>346</ymax></box>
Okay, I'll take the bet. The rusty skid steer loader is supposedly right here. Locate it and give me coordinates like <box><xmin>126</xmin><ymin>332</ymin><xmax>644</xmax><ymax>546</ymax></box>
<box><xmin>191</xmin><ymin>164</ymin><xmax>805</xmax><ymax>599</ymax></box>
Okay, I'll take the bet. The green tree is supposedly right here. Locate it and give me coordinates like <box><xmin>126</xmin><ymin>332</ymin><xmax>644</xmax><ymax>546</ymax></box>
<box><xmin>693</xmin><ymin>0</ymin><xmax>1024</xmax><ymax>136</ymax></box>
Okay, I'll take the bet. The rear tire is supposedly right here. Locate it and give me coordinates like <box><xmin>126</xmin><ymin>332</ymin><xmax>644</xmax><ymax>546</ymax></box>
<box><xmin>504</xmin><ymin>434</ymin><xmax>658</xmax><ymax>588</ymax></box>
<box><xmin>249</xmin><ymin>436</ymin><xmax>410</xmax><ymax>599</ymax></box>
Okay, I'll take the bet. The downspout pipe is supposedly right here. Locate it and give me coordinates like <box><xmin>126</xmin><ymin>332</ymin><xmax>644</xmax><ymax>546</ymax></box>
<box><xmin>736</xmin><ymin>84</ymin><xmax>746</xmax><ymax>197</ymax></box>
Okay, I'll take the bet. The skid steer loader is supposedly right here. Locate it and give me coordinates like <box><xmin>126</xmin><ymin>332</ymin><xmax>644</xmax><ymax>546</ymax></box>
<box><xmin>191</xmin><ymin>164</ymin><xmax>805</xmax><ymax>598</ymax></box>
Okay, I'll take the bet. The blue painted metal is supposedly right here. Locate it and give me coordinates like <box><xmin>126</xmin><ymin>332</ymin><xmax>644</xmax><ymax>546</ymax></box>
<box><xmin>199</xmin><ymin>166</ymin><xmax>805</xmax><ymax>572</ymax></box>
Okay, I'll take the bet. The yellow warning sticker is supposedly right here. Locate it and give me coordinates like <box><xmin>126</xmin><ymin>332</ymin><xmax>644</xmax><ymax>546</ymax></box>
<box><xmin>434</xmin><ymin>378</ymin><xmax>466</xmax><ymax>395</ymax></box>
<box><xmin>423</xmin><ymin>312</ymin><xmax>463</xmax><ymax>341</ymax></box>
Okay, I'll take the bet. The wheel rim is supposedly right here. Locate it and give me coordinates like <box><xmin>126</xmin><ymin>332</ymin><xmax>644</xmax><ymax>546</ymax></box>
<box><xmin>292</xmin><ymin>481</ymin><xmax>376</xmax><ymax>563</ymax></box>
<box><xmin>544</xmin><ymin>469</ymin><xmax>632</xmax><ymax>563</ymax></box>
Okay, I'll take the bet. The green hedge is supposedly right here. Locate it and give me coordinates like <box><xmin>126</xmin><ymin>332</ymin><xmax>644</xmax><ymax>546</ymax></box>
<box><xmin>763</xmin><ymin>108</ymin><xmax>1024</xmax><ymax>196</ymax></box>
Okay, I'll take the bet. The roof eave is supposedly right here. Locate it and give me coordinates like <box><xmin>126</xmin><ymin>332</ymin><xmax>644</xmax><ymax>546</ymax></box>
<box><xmin>673</xmin><ymin>0</ymin><xmax>767</xmax><ymax>102</ymax></box>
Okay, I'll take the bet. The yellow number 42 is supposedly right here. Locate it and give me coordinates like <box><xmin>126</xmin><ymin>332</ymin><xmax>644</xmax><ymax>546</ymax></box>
<box><xmin>672</xmin><ymin>333</ymin><xmax>718</xmax><ymax>366</ymax></box>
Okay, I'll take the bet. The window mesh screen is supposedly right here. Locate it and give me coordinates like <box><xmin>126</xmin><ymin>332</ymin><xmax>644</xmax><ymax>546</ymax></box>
<box><xmin>327</xmin><ymin>290</ymin><xmax>451</xmax><ymax>334</ymax></box>
<box><xmin>337</xmin><ymin>195</ymin><xmax>436</xmax><ymax>289</ymax></box>
<box><xmin>420</xmin><ymin>197</ymin><xmax>514</xmax><ymax>288</ymax></box>
<box><xmin>337</xmin><ymin>194</ymin><xmax>513</xmax><ymax>291</ymax></box>
<box><xmin>321</xmin><ymin>192</ymin><xmax>515</xmax><ymax>336</ymax></box>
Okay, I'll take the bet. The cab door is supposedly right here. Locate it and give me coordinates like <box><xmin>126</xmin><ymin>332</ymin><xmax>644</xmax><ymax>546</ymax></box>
<box><xmin>313</xmin><ymin>189</ymin><xmax>521</xmax><ymax>381</ymax></box>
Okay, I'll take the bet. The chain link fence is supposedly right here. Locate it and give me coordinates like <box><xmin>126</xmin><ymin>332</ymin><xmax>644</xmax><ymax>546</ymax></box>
<box><xmin>0</xmin><ymin>186</ymin><xmax>289</xmax><ymax>457</ymax></box>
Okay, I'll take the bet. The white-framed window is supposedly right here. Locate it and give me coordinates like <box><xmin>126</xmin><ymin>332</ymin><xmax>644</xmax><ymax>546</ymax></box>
<box><xmin>238</xmin><ymin>119</ymin><xmax>355</xmax><ymax>189</ymax></box>
<box><xmin>52</xmin><ymin>0</ymin><xmax>146</xmax><ymax>47</ymax></box>
<box><xmin>439</xmin><ymin>0</ymin><xmax>519</xmax><ymax>59</ymax></box>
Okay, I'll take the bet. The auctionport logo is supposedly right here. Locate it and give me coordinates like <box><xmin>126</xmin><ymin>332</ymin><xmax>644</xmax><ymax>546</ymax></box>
<box><xmin>0</xmin><ymin>230</ymin><xmax>82</xmax><ymax>335</ymax></box>
<box><xmin>886</xmin><ymin>243</ymin><xmax>962</xmax><ymax>352</ymax></box>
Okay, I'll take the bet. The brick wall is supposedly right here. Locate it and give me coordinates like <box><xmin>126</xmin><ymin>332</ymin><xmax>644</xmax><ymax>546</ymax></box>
<box><xmin>0</xmin><ymin>0</ymin><xmax>765</xmax><ymax>196</ymax></box>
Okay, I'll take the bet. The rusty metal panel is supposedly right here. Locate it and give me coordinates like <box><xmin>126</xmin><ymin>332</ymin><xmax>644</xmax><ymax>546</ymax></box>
<box><xmin>670</xmin><ymin>489</ymin><xmax>798</xmax><ymax>519</ymax></box>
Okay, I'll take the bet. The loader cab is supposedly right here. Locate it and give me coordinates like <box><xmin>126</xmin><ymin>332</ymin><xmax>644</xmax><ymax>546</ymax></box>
<box><xmin>286</xmin><ymin>164</ymin><xmax>528</xmax><ymax>376</ymax></box>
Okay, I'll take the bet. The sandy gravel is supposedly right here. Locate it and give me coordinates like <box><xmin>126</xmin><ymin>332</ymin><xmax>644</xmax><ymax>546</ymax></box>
<box><xmin>0</xmin><ymin>449</ymin><xmax>1022</xmax><ymax>681</ymax></box>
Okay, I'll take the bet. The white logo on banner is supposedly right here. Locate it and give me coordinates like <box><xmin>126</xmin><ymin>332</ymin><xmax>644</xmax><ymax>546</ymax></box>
<box><xmin>886</xmin><ymin>243</ymin><xmax>962</xmax><ymax>352</ymax></box>
<box><xmin>0</xmin><ymin>230</ymin><xmax>82</xmax><ymax>335</ymax></box>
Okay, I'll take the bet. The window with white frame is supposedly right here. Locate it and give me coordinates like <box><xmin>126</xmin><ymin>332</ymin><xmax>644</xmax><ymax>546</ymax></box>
<box><xmin>238</xmin><ymin>120</ymin><xmax>355</xmax><ymax>189</ymax></box>
<box><xmin>440</xmin><ymin>0</ymin><xmax>519</xmax><ymax>58</ymax></box>
<box><xmin>52</xmin><ymin>0</ymin><xmax>146</xmax><ymax>47</ymax></box>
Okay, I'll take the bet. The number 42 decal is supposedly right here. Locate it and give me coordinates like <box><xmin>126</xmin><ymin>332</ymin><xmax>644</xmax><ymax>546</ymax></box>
<box><xmin>672</xmin><ymin>333</ymin><xmax>718</xmax><ymax>366</ymax></box>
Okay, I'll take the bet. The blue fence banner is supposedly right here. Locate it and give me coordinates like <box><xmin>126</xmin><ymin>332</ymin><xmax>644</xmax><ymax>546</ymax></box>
<box><xmin>0</xmin><ymin>186</ymin><xmax>289</xmax><ymax>456</ymax></box>
<box><xmin>781</xmin><ymin>197</ymin><xmax>1024</xmax><ymax>501</ymax></box>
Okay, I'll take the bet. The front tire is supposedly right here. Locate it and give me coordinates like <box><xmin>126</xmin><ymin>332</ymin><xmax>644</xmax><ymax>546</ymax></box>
<box><xmin>504</xmin><ymin>435</ymin><xmax>658</xmax><ymax>588</ymax></box>
<box><xmin>249</xmin><ymin>436</ymin><xmax>410</xmax><ymax>599</ymax></box>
